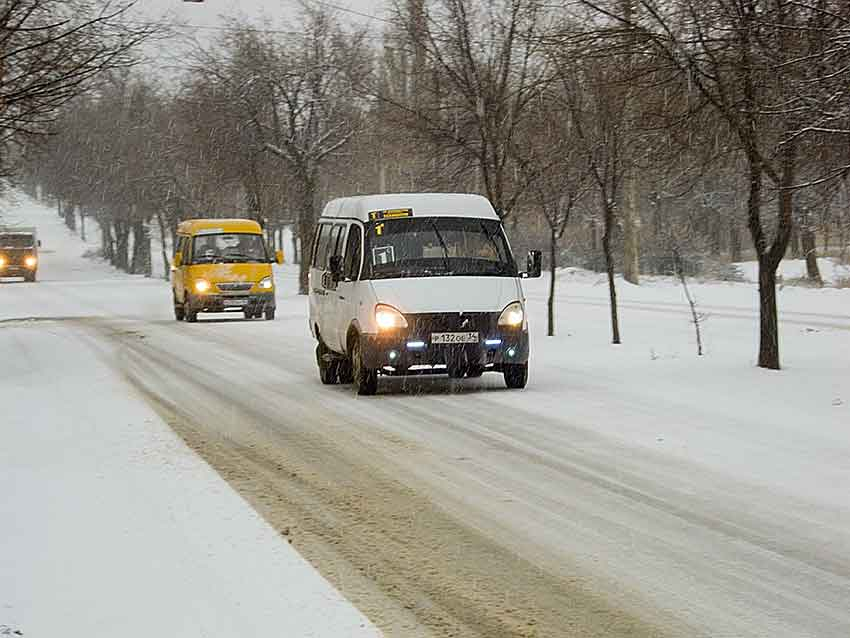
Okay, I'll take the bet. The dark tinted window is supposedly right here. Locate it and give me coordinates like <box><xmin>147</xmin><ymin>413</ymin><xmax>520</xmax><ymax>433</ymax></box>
<box><xmin>363</xmin><ymin>217</ymin><xmax>516</xmax><ymax>279</ymax></box>
<box><xmin>191</xmin><ymin>233</ymin><xmax>268</xmax><ymax>264</ymax></box>
<box><xmin>313</xmin><ymin>224</ymin><xmax>331</xmax><ymax>267</ymax></box>
<box><xmin>0</xmin><ymin>234</ymin><xmax>35</xmax><ymax>248</ymax></box>
<box><xmin>343</xmin><ymin>225</ymin><xmax>362</xmax><ymax>280</ymax></box>
<box><xmin>328</xmin><ymin>225</ymin><xmax>344</xmax><ymax>266</ymax></box>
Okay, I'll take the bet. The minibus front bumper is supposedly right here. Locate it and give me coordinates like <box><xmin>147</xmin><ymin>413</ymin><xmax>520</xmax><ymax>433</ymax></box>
<box><xmin>360</xmin><ymin>327</ymin><xmax>529</xmax><ymax>374</ymax></box>
<box><xmin>186</xmin><ymin>292</ymin><xmax>275</xmax><ymax>314</ymax></box>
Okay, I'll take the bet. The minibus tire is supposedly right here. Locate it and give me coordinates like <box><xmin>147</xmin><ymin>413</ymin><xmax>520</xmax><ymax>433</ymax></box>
<box><xmin>337</xmin><ymin>359</ymin><xmax>354</xmax><ymax>384</ymax></box>
<box><xmin>186</xmin><ymin>310</ymin><xmax>198</xmax><ymax>323</ymax></box>
<box><xmin>265</xmin><ymin>309</ymin><xmax>275</xmax><ymax>320</ymax></box>
<box><xmin>316</xmin><ymin>342</ymin><xmax>339</xmax><ymax>385</ymax></box>
<box><xmin>174</xmin><ymin>304</ymin><xmax>185</xmax><ymax>321</ymax></box>
<box><xmin>352</xmin><ymin>340</ymin><xmax>378</xmax><ymax>396</ymax></box>
<box><xmin>467</xmin><ymin>366</ymin><xmax>485</xmax><ymax>378</ymax></box>
<box><xmin>503</xmin><ymin>363</ymin><xmax>528</xmax><ymax>389</ymax></box>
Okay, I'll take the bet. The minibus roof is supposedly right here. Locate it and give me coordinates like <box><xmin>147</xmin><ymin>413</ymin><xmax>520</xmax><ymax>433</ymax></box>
<box><xmin>321</xmin><ymin>193</ymin><xmax>499</xmax><ymax>223</ymax></box>
<box><xmin>177</xmin><ymin>219</ymin><xmax>263</xmax><ymax>235</ymax></box>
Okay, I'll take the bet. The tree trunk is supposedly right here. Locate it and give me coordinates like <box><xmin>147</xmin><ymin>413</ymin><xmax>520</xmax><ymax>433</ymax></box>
<box><xmin>800</xmin><ymin>208</ymin><xmax>822</xmax><ymax>285</ymax></box>
<box><xmin>602</xmin><ymin>202</ymin><xmax>621</xmax><ymax>344</ymax></box>
<box><xmin>100</xmin><ymin>219</ymin><xmax>114</xmax><ymax>263</ymax></box>
<box><xmin>156</xmin><ymin>211</ymin><xmax>171</xmax><ymax>281</ymax></box>
<box><xmin>64</xmin><ymin>203</ymin><xmax>76</xmax><ymax>232</ymax></box>
<box><xmin>115</xmin><ymin>220</ymin><xmax>130</xmax><ymax>272</ymax></box>
<box><xmin>730</xmin><ymin>217</ymin><xmax>742</xmax><ymax>262</ymax></box>
<box><xmin>622</xmin><ymin>169</ymin><xmax>640</xmax><ymax>284</ymax></box>
<box><xmin>296</xmin><ymin>172</ymin><xmax>317</xmax><ymax>295</ymax></box>
<box><xmin>130</xmin><ymin>220</ymin><xmax>151</xmax><ymax>277</ymax></box>
<box><xmin>548</xmin><ymin>227</ymin><xmax>556</xmax><ymax>337</ymax></box>
<box><xmin>757</xmin><ymin>260</ymin><xmax>780</xmax><ymax>369</ymax></box>
<box><xmin>789</xmin><ymin>223</ymin><xmax>800</xmax><ymax>258</ymax></box>
<box><xmin>80</xmin><ymin>208</ymin><xmax>86</xmax><ymax>242</ymax></box>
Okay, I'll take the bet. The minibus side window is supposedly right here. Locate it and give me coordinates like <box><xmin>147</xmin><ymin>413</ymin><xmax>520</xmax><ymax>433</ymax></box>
<box><xmin>328</xmin><ymin>225</ymin><xmax>345</xmax><ymax>269</ymax></box>
<box><xmin>313</xmin><ymin>223</ymin><xmax>331</xmax><ymax>268</ymax></box>
<box><xmin>342</xmin><ymin>225</ymin><xmax>362</xmax><ymax>280</ymax></box>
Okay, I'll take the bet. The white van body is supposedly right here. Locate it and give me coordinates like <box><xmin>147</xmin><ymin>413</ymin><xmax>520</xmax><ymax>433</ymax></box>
<box><xmin>308</xmin><ymin>193</ymin><xmax>540</xmax><ymax>395</ymax></box>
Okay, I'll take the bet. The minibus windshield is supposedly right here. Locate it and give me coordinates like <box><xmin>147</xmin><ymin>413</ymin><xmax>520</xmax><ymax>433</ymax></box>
<box><xmin>364</xmin><ymin>217</ymin><xmax>517</xmax><ymax>280</ymax></box>
<box><xmin>191</xmin><ymin>233</ymin><xmax>268</xmax><ymax>264</ymax></box>
<box><xmin>0</xmin><ymin>234</ymin><xmax>34</xmax><ymax>248</ymax></box>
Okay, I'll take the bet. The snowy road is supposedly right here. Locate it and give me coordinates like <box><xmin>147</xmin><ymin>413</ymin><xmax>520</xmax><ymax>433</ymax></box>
<box><xmin>3</xmin><ymin>195</ymin><xmax>850</xmax><ymax>638</ymax></box>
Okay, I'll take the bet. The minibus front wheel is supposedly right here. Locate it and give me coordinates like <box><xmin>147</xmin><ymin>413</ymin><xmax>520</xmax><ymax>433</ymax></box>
<box><xmin>352</xmin><ymin>338</ymin><xmax>378</xmax><ymax>396</ymax></box>
<box><xmin>503</xmin><ymin>363</ymin><xmax>528</xmax><ymax>389</ymax></box>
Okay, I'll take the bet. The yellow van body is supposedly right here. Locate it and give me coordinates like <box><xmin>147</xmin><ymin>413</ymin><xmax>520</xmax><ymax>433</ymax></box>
<box><xmin>171</xmin><ymin>219</ymin><xmax>283</xmax><ymax>322</ymax></box>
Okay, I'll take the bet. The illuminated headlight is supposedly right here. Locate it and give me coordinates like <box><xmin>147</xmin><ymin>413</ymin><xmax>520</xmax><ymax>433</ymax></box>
<box><xmin>0</xmin><ymin>256</ymin><xmax>6</xmax><ymax>267</ymax></box>
<box><xmin>194</xmin><ymin>279</ymin><xmax>211</xmax><ymax>293</ymax></box>
<box><xmin>258</xmin><ymin>276</ymin><xmax>274</xmax><ymax>290</ymax></box>
<box><xmin>375</xmin><ymin>304</ymin><xmax>408</xmax><ymax>330</ymax></box>
<box><xmin>24</xmin><ymin>256</ymin><xmax>38</xmax><ymax>268</ymax></box>
<box><xmin>498</xmin><ymin>301</ymin><xmax>525</xmax><ymax>328</ymax></box>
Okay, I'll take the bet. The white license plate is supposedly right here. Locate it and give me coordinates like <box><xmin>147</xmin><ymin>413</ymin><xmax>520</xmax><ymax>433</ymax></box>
<box><xmin>226</xmin><ymin>298</ymin><xmax>249</xmax><ymax>306</ymax></box>
<box><xmin>431</xmin><ymin>332</ymin><xmax>479</xmax><ymax>344</ymax></box>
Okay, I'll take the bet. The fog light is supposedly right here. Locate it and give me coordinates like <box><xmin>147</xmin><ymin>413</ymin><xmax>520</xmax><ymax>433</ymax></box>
<box><xmin>388</xmin><ymin>350</ymin><xmax>399</xmax><ymax>361</ymax></box>
<box><xmin>507</xmin><ymin>347</ymin><xmax>517</xmax><ymax>358</ymax></box>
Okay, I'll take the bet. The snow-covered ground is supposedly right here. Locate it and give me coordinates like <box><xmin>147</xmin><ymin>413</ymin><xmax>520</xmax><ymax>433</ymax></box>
<box><xmin>1</xmin><ymin>195</ymin><xmax>381</xmax><ymax>637</ymax></box>
<box><xmin>2</xmin><ymin>192</ymin><xmax>850</xmax><ymax>638</ymax></box>
<box><xmin>734</xmin><ymin>256</ymin><xmax>850</xmax><ymax>286</ymax></box>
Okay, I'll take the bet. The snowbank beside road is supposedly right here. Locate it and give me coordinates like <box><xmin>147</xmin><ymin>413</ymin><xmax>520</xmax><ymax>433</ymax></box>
<box><xmin>734</xmin><ymin>256</ymin><xmax>850</xmax><ymax>286</ymax></box>
<box><xmin>0</xmin><ymin>322</ymin><xmax>382</xmax><ymax>638</ymax></box>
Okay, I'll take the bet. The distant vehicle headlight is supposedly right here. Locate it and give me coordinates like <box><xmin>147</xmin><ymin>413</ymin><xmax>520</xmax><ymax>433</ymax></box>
<box><xmin>375</xmin><ymin>304</ymin><xmax>408</xmax><ymax>330</ymax></box>
<box><xmin>258</xmin><ymin>276</ymin><xmax>274</xmax><ymax>290</ymax></box>
<box><xmin>194</xmin><ymin>279</ymin><xmax>211</xmax><ymax>293</ymax></box>
<box><xmin>498</xmin><ymin>301</ymin><xmax>525</xmax><ymax>328</ymax></box>
<box><xmin>24</xmin><ymin>256</ymin><xmax>37</xmax><ymax>268</ymax></box>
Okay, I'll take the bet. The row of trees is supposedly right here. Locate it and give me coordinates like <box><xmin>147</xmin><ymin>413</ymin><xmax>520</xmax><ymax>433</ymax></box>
<box><xmin>19</xmin><ymin>0</ymin><xmax>850</xmax><ymax>370</ymax></box>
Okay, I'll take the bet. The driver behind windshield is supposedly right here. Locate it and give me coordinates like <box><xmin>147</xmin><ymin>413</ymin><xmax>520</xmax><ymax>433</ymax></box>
<box><xmin>192</xmin><ymin>233</ymin><xmax>267</xmax><ymax>264</ymax></box>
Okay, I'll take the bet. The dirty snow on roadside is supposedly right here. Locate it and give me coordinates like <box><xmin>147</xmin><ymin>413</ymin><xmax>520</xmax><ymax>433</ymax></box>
<box><xmin>1</xmin><ymin>195</ymin><xmax>382</xmax><ymax>637</ymax></box>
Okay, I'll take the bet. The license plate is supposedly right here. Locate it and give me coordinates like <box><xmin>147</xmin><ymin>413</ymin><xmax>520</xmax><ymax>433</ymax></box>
<box><xmin>431</xmin><ymin>332</ymin><xmax>479</xmax><ymax>344</ymax></box>
<box><xmin>225</xmin><ymin>298</ymin><xmax>249</xmax><ymax>307</ymax></box>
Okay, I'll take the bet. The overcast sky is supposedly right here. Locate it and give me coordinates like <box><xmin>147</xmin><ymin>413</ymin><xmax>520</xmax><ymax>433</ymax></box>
<box><xmin>135</xmin><ymin>0</ymin><xmax>388</xmax><ymax>31</ymax></box>
<box><xmin>130</xmin><ymin>0</ymin><xmax>390</xmax><ymax>80</ymax></box>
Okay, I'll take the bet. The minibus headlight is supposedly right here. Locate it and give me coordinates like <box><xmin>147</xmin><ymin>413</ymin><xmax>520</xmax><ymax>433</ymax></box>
<box><xmin>194</xmin><ymin>279</ymin><xmax>211</xmax><ymax>293</ymax></box>
<box><xmin>0</xmin><ymin>256</ymin><xmax>6</xmax><ymax>267</ymax></box>
<box><xmin>375</xmin><ymin>304</ymin><xmax>408</xmax><ymax>330</ymax></box>
<box><xmin>24</xmin><ymin>255</ymin><xmax>37</xmax><ymax>268</ymax></box>
<box><xmin>498</xmin><ymin>301</ymin><xmax>525</xmax><ymax>328</ymax></box>
<box><xmin>258</xmin><ymin>276</ymin><xmax>274</xmax><ymax>290</ymax></box>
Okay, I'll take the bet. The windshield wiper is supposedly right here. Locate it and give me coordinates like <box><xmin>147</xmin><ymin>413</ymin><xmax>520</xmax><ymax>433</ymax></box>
<box><xmin>428</xmin><ymin>219</ymin><xmax>453</xmax><ymax>274</ymax></box>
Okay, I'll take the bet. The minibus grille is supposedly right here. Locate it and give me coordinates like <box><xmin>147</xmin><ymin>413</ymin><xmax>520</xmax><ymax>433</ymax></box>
<box><xmin>407</xmin><ymin>312</ymin><xmax>497</xmax><ymax>335</ymax></box>
<box><xmin>216</xmin><ymin>282</ymin><xmax>253</xmax><ymax>292</ymax></box>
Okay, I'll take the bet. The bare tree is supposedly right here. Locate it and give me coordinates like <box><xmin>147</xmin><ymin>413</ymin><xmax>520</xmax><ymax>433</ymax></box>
<box><xmin>579</xmin><ymin>0</ymin><xmax>850</xmax><ymax>368</ymax></box>
<box><xmin>193</xmin><ymin>10</ymin><xmax>370</xmax><ymax>293</ymax></box>
<box><xmin>0</xmin><ymin>0</ymin><xmax>157</xmax><ymax>177</ymax></box>
<box><xmin>382</xmin><ymin>0</ymin><xmax>553</xmax><ymax>219</ymax></box>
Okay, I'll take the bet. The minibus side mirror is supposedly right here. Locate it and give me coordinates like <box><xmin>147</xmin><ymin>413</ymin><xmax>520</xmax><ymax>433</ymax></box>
<box><xmin>173</xmin><ymin>252</ymin><xmax>183</xmax><ymax>268</ymax></box>
<box><xmin>329</xmin><ymin>255</ymin><xmax>343</xmax><ymax>282</ymax></box>
<box><xmin>274</xmin><ymin>249</ymin><xmax>284</xmax><ymax>265</ymax></box>
<box><xmin>524</xmin><ymin>250</ymin><xmax>542</xmax><ymax>278</ymax></box>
